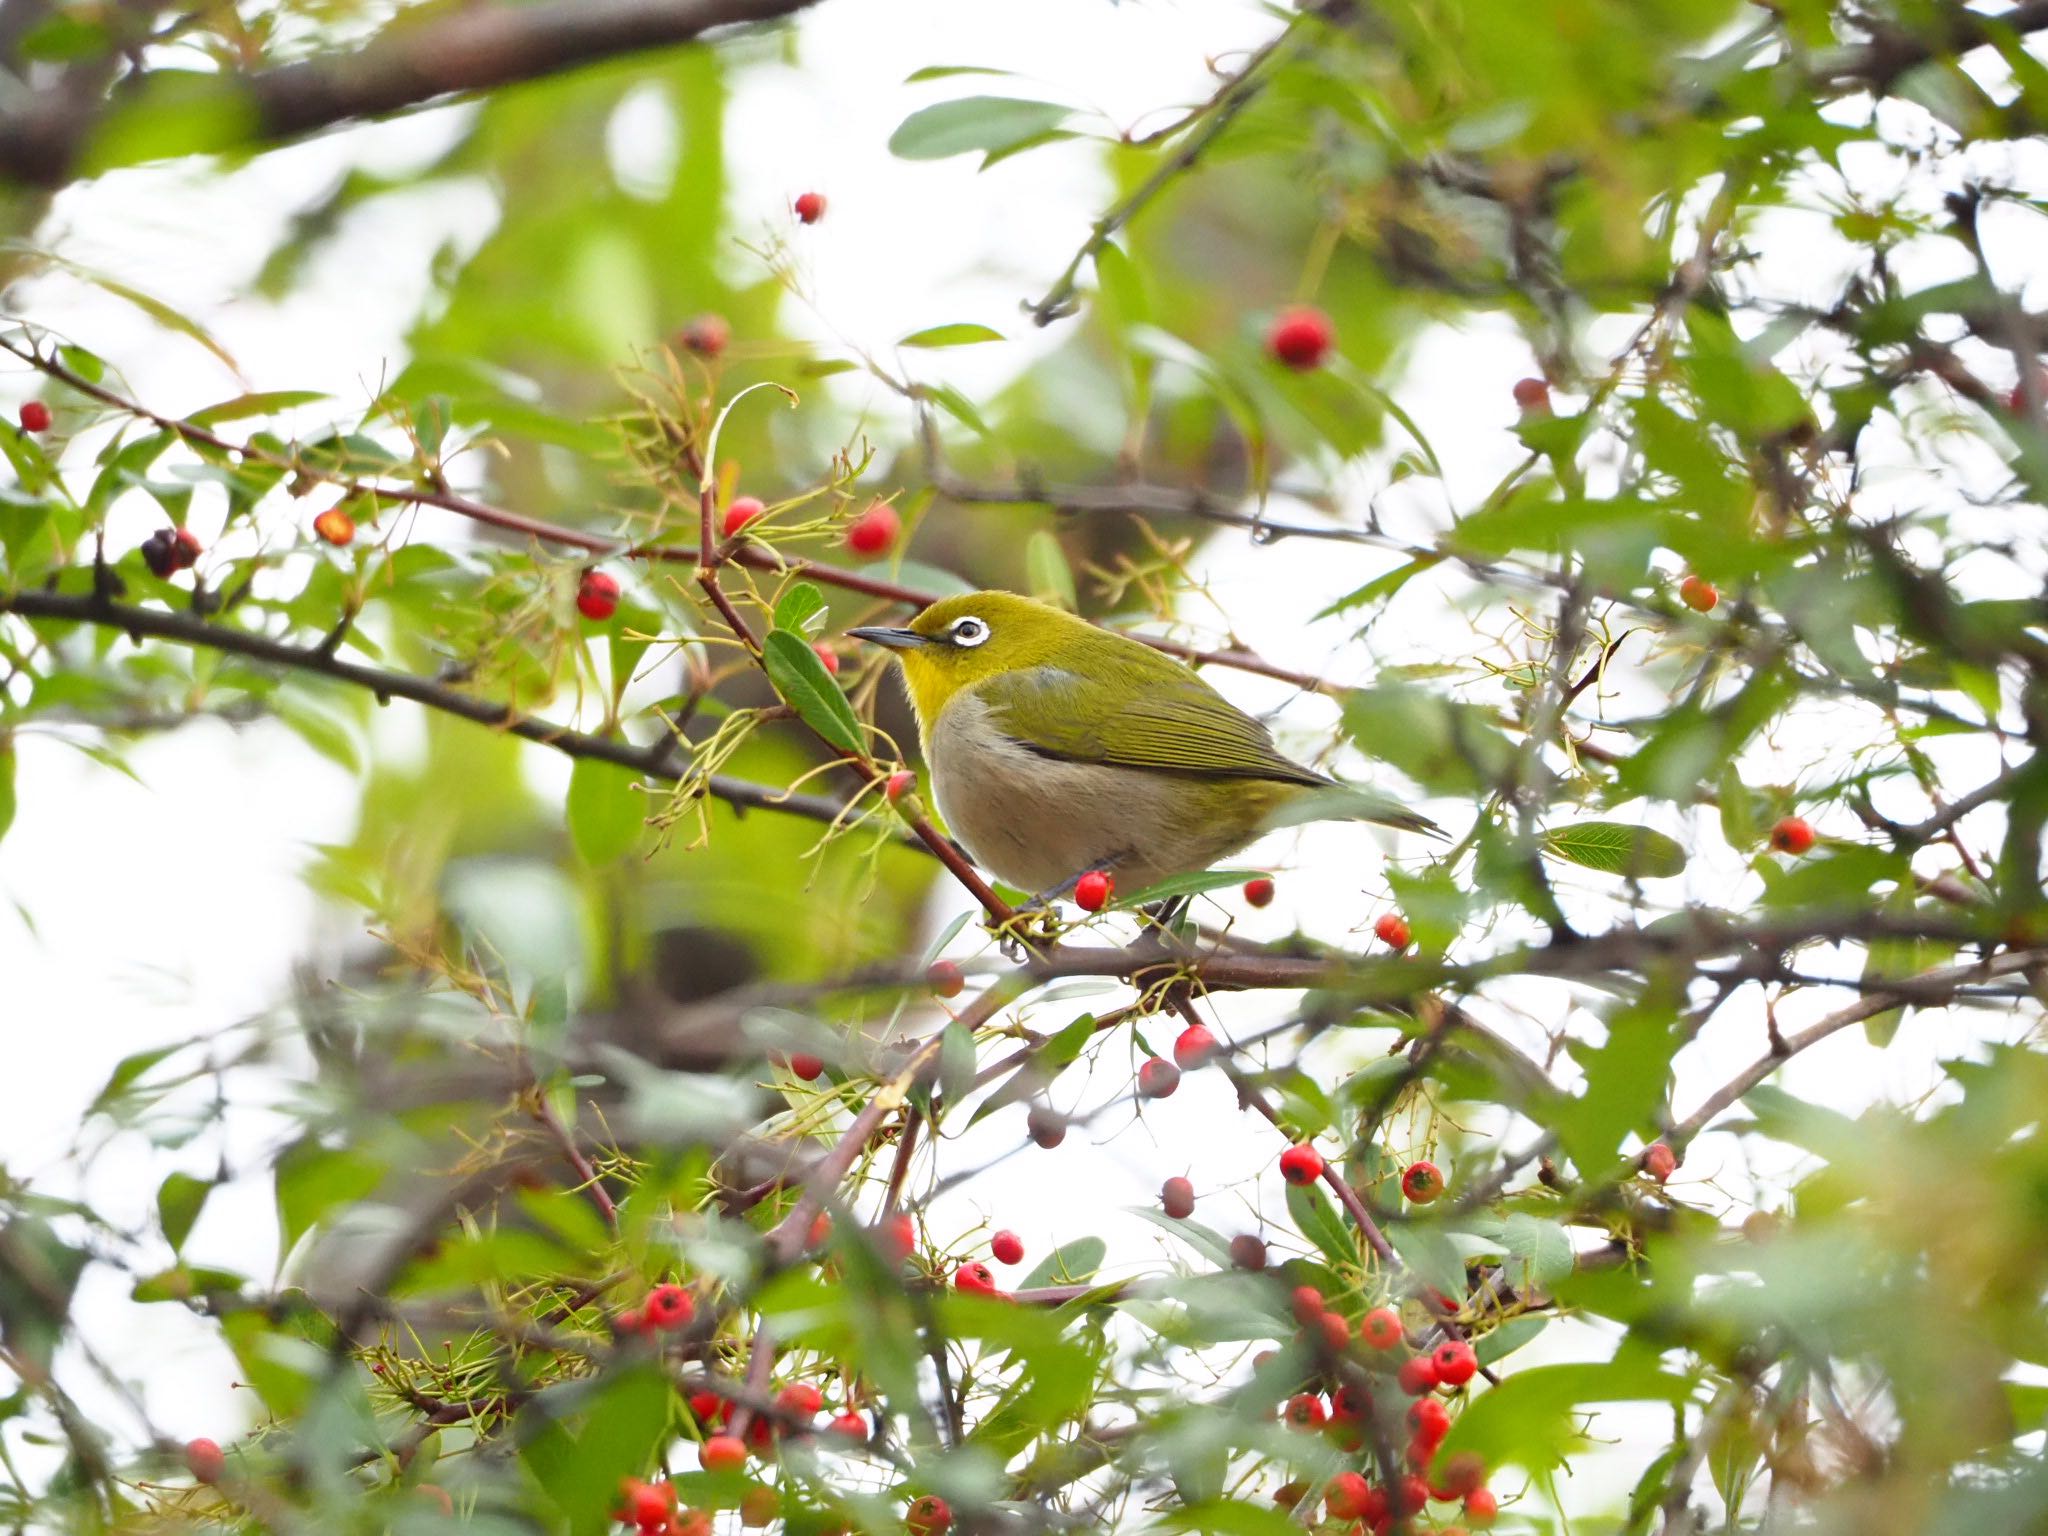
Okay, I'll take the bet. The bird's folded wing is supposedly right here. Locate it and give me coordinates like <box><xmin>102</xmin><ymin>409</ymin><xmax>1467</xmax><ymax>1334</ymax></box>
<box><xmin>981</xmin><ymin>662</ymin><xmax>1328</xmax><ymax>785</ymax></box>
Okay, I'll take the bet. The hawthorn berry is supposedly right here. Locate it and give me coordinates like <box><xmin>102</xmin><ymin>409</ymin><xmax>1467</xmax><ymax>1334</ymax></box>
<box><xmin>313</xmin><ymin>507</ymin><xmax>355</xmax><ymax>546</ymax></box>
<box><xmin>722</xmin><ymin>496</ymin><xmax>765</xmax><ymax>537</ymax></box>
<box><xmin>1282</xmin><ymin>1392</ymin><xmax>1326</xmax><ymax>1430</ymax></box>
<box><xmin>879</xmin><ymin>1212</ymin><xmax>917</xmax><ymax>1263</ymax></box>
<box><xmin>1397</xmin><ymin>1354</ymin><xmax>1440</xmax><ymax>1395</ymax></box>
<box><xmin>885</xmin><ymin>770</ymin><xmax>916</xmax><ymax>803</ymax></box>
<box><xmin>184</xmin><ymin>1438</ymin><xmax>225</xmax><ymax>1484</ymax></box>
<box><xmin>1161</xmin><ymin>1175</ymin><xmax>1195</xmax><ymax>1218</ymax></box>
<box><xmin>1375</xmin><ymin>912</ymin><xmax>1412</xmax><ymax>950</ymax></box>
<box><xmin>1317</xmin><ymin>1310</ymin><xmax>1351</xmax><ymax>1351</ymax></box>
<box><xmin>613</xmin><ymin>1306</ymin><xmax>648</xmax><ymax>1338</ymax></box>
<box><xmin>845</xmin><ymin>501</ymin><xmax>900</xmax><ymax>557</ymax></box>
<box><xmin>1770</xmin><ymin>815</ymin><xmax>1816</xmax><ymax>854</ymax></box>
<box><xmin>1394</xmin><ymin>1474</ymin><xmax>1430</xmax><ymax>1516</ymax></box>
<box><xmin>700</xmin><ymin>1434</ymin><xmax>747</xmax><ymax>1473</ymax></box>
<box><xmin>1643</xmin><ymin>1140</ymin><xmax>1679</xmax><ymax>1182</ymax></box>
<box><xmin>1027</xmin><ymin>1103</ymin><xmax>1068</xmax><ymax>1148</ymax></box>
<box><xmin>739</xmin><ymin>1486</ymin><xmax>780</xmax><ymax>1527</ymax></box>
<box><xmin>688</xmin><ymin>1391</ymin><xmax>724</xmax><ymax>1426</ymax></box>
<box><xmin>1331</xmin><ymin>1382</ymin><xmax>1370</xmax><ymax>1420</ymax></box>
<box><xmin>777</xmin><ymin>1381</ymin><xmax>824</xmax><ymax>1422</ymax></box>
<box><xmin>1266</xmin><ymin>305</ymin><xmax>1335</xmax><ymax>370</ymax></box>
<box><xmin>793</xmin><ymin>191</ymin><xmax>827</xmax><ymax>224</ymax></box>
<box><xmin>1172</xmin><ymin>1022</ymin><xmax>1218</xmax><ymax>1070</ymax></box>
<box><xmin>1361</xmin><ymin>1305</ymin><xmax>1403</xmax><ymax>1350</ymax></box>
<box><xmin>1438</xmin><ymin>1450</ymin><xmax>1487</xmax><ymax>1498</ymax></box>
<box><xmin>991</xmin><ymin>1229</ymin><xmax>1024</xmax><ymax>1265</ymax></box>
<box><xmin>1073</xmin><ymin>869</ymin><xmax>1113</xmax><ymax>911</ymax></box>
<box><xmin>1289</xmin><ymin>1284</ymin><xmax>1324</xmax><ymax>1327</ymax></box>
<box><xmin>1243</xmin><ymin>875</ymin><xmax>1275</xmax><ymax>907</ymax></box>
<box><xmin>1432</xmin><ymin>1338</ymin><xmax>1478</xmax><ymax>1387</ymax></box>
<box><xmin>812</xmin><ymin>641</ymin><xmax>841</xmax><ymax>675</ymax></box>
<box><xmin>906</xmin><ymin>1494</ymin><xmax>952</xmax><ymax>1536</ymax></box>
<box><xmin>1278</xmin><ymin>1142</ymin><xmax>1324</xmax><ymax>1186</ymax></box>
<box><xmin>173</xmin><ymin>527</ymin><xmax>201</xmax><ymax>567</ymax></box>
<box><xmin>788</xmin><ymin>1052</ymin><xmax>825</xmax><ymax>1081</ymax></box>
<box><xmin>1325</xmin><ymin>1471</ymin><xmax>1373</xmax><ymax>1521</ymax></box>
<box><xmin>1679</xmin><ymin>574</ymin><xmax>1718</xmax><ymax>612</ymax></box>
<box><xmin>1402</xmin><ymin>1160</ymin><xmax>1445</xmax><ymax>1204</ymax></box>
<box><xmin>954</xmin><ymin>1260</ymin><xmax>1002</xmax><ymax>1296</ymax></box>
<box><xmin>577</xmin><ymin>570</ymin><xmax>621</xmax><ymax>621</ymax></box>
<box><xmin>1408</xmin><ymin>1396</ymin><xmax>1451</xmax><ymax>1441</ymax></box>
<box><xmin>1464</xmin><ymin>1487</ymin><xmax>1499</xmax><ymax>1525</ymax></box>
<box><xmin>618</xmin><ymin>1478</ymin><xmax>674</xmax><ymax>1529</ymax></box>
<box><xmin>828</xmin><ymin>1410</ymin><xmax>867</xmax><ymax>1445</ymax></box>
<box><xmin>1137</xmin><ymin>1056</ymin><xmax>1180</xmax><ymax>1099</ymax></box>
<box><xmin>807</xmin><ymin>1210</ymin><xmax>832</xmax><ymax>1248</ymax></box>
<box><xmin>18</xmin><ymin>400</ymin><xmax>50</xmax><ymax>432</ymax></box>
<box><xmin>1511</xmin><ymin>376</ymin><xmax>1552</xmax><ymax>414</ymax></box>
<box><xmin>1229</xmin><ymin>1233</ymin><xmax>1268</xmax><ymax>1271</ymax></box>
<box><xmin>680</xmin><ymin>313</ymin><xmax>729</xmax><ymax>356</ymax></box>
<box><xmin>645</xmin><ymin>1283</ymin><xmax>695</xmax><ymax>1331</ymax></box>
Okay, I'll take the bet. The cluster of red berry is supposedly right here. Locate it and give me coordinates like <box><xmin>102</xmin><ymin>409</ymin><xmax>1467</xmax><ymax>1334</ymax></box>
<box><xmin>140</xmin><ymin>526</ymin><xmax>202</xmax><ymax>578</ymax></box>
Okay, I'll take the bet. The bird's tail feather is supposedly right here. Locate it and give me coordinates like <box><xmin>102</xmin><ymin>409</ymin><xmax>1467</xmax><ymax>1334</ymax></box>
<box><xmin>1260</xmin><ymin>783</ymin><xmax>1445</xmax><ymax>839</ymax></box>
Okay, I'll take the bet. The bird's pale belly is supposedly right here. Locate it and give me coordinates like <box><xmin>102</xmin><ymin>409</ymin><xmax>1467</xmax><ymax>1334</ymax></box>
<box><xmin>926</xmin><ymin>692</ymin><xmax>1256</xmax><ymax>895</ymax></box>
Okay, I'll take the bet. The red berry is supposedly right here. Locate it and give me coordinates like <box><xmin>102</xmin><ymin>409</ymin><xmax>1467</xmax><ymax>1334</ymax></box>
<box><xmin>1643</xmin><ymin>1141</ymin><xmax>1679</xmax><ymax>1182</ymax></box>
<box><xmin>313</xmin><ymin>508</ymin><xmax>355</xmax><ymax>546</ymax></box>
<box><xmin>1282</xmin><ymin>1392</ymin><xmax>1326</xmax><ymax>1430</ymax></box>
<box><xmin>1242</xmin><ymin>875</ymin><xmax>1275</xmax><ymax>907</ymax></box>
<box><xmin>614</xmin><ymin>1305</ymin><xmax>648</xmax><ymax>1337</ymax></box>
<box><xmin>740</xmin><ymin>1486</ymin><xmax>779</xmax><ymax>1527</ymax></box>
<box><xmin>1511</xmin><ymin>376</ymin><xmax>1552</xmax><ymax>414</ymax></box>
<box><xmin>1397</xmin><ymin>1354</ymin><xmax>1439</xmax><ymax>1395</ymax></box>
<box><xmin>1027</xmin><ymin>1104</ymin><xmax>1067</xmax><ymax>1148</ymax></box>
<box><xmin>885</xmin><ymin>770</ymin><xmax>916</xmax><ymax>803</ymax></box>
<box><xmin>1289</xmin><ymin>1284</ymin><xmax>1324</xmax><ymax>1327</ymax></box>
<box><xmin>828</xmin><ymin>1410</ymin><xmax>867</xmax><ymax>1445</ymax></box>
<box><xmin>1357</xmin><ymin>1485</ymin><xmax>1389</xmax><ymax>1525</ymax></box>
<box><xmin>701</xmin><ymin>1434</ymin><xmax>747</xmax><ymax>1473</ymax></box>
<box><xmin>1317</xmin><ymin>1310</ymin><xmax>1351</xmax><ymax>1351</ymax></box>
<box><xmin>645</xmin><ymin>1283</ymin><xmax>695</xmax><ymax>1331</ymax></box>
<box><xmin>777</xmin><ymin>1381</ymin><xmax>823</xmax><ymax>1421</ymax></box>
<box><xmin>1266</xmin><ymin>305</ymin><xmax>1335</xmax><ymax>370</ymax></box>
<box><xmin>1137</xmin><ymin>1056</ymin><xmax>1180</xmax><ymax>1099</ymax></box>
<box><xmin>1464</xmin><ymin>1487</ymin><xmax>1498</xmax><ymax>1525</ymax></box>
<box><xmin>577</xmin><ymin>570</ymin><xmax>621</xmax><ymax>621</ymax></box>
<box><xmin>18</xmin><ymin>400</ymin><xmax>50</xmax><ymax>433</ymax></box>
<box><xmin>1229</xmin><ymin>1233</ymin><xmax>1268</xmax><ymax>1271</ymax></box>
<box><xmin>1161</xmin><ymin>1175</ymin><xmax>1194</xmax><ymax>1218</ymax></box>
<box><xmin>954</xmin><ymin>1260</ymin><xmax>1002</xmax><ymax>1296</ymax></box>
<box><xmin>618</xmin><ymin>1478</ymin><xmax>674</xmax><ymax>1529</ymax></box>
<box><xmin>1679</xmin><ymin>574</ymin><xmax>1718</xmax><ymax>612</ymax></box>
<box><xmin>906</xmin><ymin>1494</ymin><xmax>952</xmax><ymax>1536</ymax></box>
<box><xmin>1432</xmin><ymin>1338</ymin><xmax>1478</xmax><ymax>1387</ymax></box>
<box><xmin>184</xmin><ymin>1437</ymin><xmax>225</xmax><ymax>1484</ymax></box>
<box><xmin>794</xmin><ymin>191</ymin><xmax>827</xmax><ymax>224</ymax></box>
<box><xmin>1172</xmin><ymin>1022</ymin><xmax>1218</xmax><ymax>1070</ymax></box>
<box><xmin>879</xmin><ymin>1212</ymin><xmax>916</xmax><ymax>1263</ymax></box>
<box><xmin>927</xmin><ymin>959</ymin><xmax>965</xmax><ymax>999</ymax></box>
<box><xmin>1073</xmin><ymin>869</ymin><xmax>1113</xmax><ymax>911</ymax></box>
<box><xmin>1439</xmin><ymin>1451</ymin><xmax>1487</xmax><ymax>1498</ymax></box>
<box><xmin>1331</xmin><ymin>1383</ymin><xmax>1370</xmax><ymax>1420</ymax></box>
<box><xmin>789</xmin><ymin>1052</ymin><xmax>824</xmax><ymax>1081</ymax></box>
<box><xmin>171</xmin><ymin>527</ymin><xmax>201</xmax><ymax>569</ymax></box>
<box><xmin>723</xmin><ymin>496</ymin><xmax>765</xmax><ymax>536</ymax></box>
<box><xmin>1325</xmin><ymin>1471</ymin><xmax>1372</xmax><ymax>1521</ymax></box>
<box><xmin>990</xmin><ymin>1229</ymin><xmax>1024</xmax><ymax>1266</ymax></box>
<box><xmin>1770</xmin><ymin>815</ymin><xmax>1815</xmax><ymax>854</ymax></box>
<box><xmin>1361</xmin><ymin>1305</ymin><xmax>1403</xmax><ymax>1350</ymax></box>
<box><xmin>747</xmin><ymin>1414</ymin><xmax>774</xmax><ymax>1451</ymax></box>
<box><xmin>681</xmin><ymin>314</ymin><xmax>729</xmax><ymax>356</ymax></box>
<box><xmin>846</xmin><ymin>501</ymin><xmax>900</xmax><ymax>557</ymax></box>
<box><xmin>1375</xmin><ymin>912</ymin><xmax>1412</xmax><ymax>950</ymax></box>
<box><xmin>812</xmin><ymin>641</ymin><xmax>841</xmax><ymax>675</ymax></box>
<box><xmin>1401</xmin><ymin>1161</ymin><xmax>1445</xmax><ymax>1204</ymax></box>
<box><xmin>1408</xmin><ymin>1396</ymin><xmax>1451</xmax><ymax>1441</ymax></box>
<box><xmin>1278</xmin><ymin>1142</ymin><xmax>1323</xmax><ymax>1186</ymax></box>
<box><xmin>688</xmin><ymin>1391</ymin><xmax>725</xmax><ymax>1425</ymax></box>
<box><xmin>808</xmin><ymin>1210</ymin><xmax>832</xmax><ymax>1249</ymax></box>
<box><xmin>1394</xmin><ymin>1474</ymin><xmax>1430</xmax><ymax>1516</ymax></box>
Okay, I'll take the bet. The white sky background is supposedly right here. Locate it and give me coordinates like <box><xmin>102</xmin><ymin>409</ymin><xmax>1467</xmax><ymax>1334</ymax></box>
<box><xmin>0</xmin><ymin>0</ymin><xmax>2043</xmax><ymax>1527</ymax></box>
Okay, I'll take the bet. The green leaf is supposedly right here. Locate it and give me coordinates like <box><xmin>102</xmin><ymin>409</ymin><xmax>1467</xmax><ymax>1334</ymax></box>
<box><xmin>772</xmin><ymin>580</ymin><xmax>827</xmax><ymax>635</ymax></box>
<box><xmin>1125</xmin><ymin>1206</ymin><xmax>1238</xmax><ymax>1270</ymax></box>
<box><xmin>1541</xmin><ymin>820</ymin><xmax>1687</xmax><ymax>879</ymax></box>
<box><xmin>156</xmin><ymin>1172</ymin><xmax>213</xmax><ymax>1254</ymax></box>
<box><xmin>888</xmin><ymin>97</ymin><xmax>1073</xmax><ymax>162</ymax></box>
<box><xmin>521</xmin><ymin>1365</ymin><xmax>675</xmax><ymax>1536</ymax></box>
<box><xmin>187</xmin><ymin>390</ymin><xmax>328</xmax><ymax>426</ymax></box>
<box><xmin>1286</xmin><ymin>1181</ymin><xmax>1356</xmax><ymax>1268</ymax></box>
<box><xmin>761</xmin><ymin>627</ymin><xmax>865</xmax><ymax>755</ymax></box>
<box><xmin>898</xmin><ymin>322</ymin><xmax>1006</xmax><ymax>348</ymax></box>
<box><xmin>1020</xmin><ymin>1237</ymin><xmax>1106</xmax><ymax>1290</ymax></box>
<box><xmin>1474</xmin><ymin>1314</ymin><xmax>1547</xmax><ymax>1366</ymax></box>
<box><xmin>1439</xmin><ymin>1356</ymin><xmax>1693</xmax><ymax>1475</ymax></box>
<box><xmin>1389</xmin><ymin>1224</ymin><xmax>1466</xmax><ymax>1302</ymax></box>
<box><xmin>1500</xmin><ymin>1213</ymin><xmax>1575</xmax><ymax>1291</ymax></box>
<box><xmin>1341</xmin><ymin>685</ymin><xmax>1516</xmax><ymax>795</ymax></box>
<box><xmin>0</xmin><ymin>739</ymin><xmax>13</xmax><ymax>845</ymax></box>
<box><xmin>566</xmin><ymin>757</ymin><xmax>644</xmax><ymax>866</ymax></box>
<box><xmin>1024</xmin><ymin>529</ymin><xmax>1077</xmax><ymax>611</ymax></box>
<box><xmin>89</xmin><ymin>1044</ymin><xmax>180</xmax><ymax>1115</ymax></box>
<box><xmin>274</xmin><ymin>1138</ymin><xmax>384</xmax><ymax>1265</ymax></box>
<box><xmin>1114</xmin><ymin>868</ymin><xmax>1268</xmax><ymax>908</ymax></box>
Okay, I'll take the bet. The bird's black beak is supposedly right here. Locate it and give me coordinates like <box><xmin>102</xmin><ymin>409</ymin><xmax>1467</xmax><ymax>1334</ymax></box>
<box><xmin>847</xmin><ymin>626</ymin><xmax>930</xmax><ymax>652</ymax></box>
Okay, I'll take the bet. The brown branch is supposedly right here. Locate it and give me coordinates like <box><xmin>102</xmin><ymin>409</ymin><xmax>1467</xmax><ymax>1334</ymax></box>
<box><xmin>0</xmin><ymin>0</ymin><xmax>827</xmax><ymax>188</ymax></box>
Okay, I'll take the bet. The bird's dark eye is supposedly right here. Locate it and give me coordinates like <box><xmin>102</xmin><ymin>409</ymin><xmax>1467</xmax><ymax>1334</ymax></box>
<box><xmin>949</xmin><ymin>616</ymin><xmax>990</xmax><ymax>648</ymax></box>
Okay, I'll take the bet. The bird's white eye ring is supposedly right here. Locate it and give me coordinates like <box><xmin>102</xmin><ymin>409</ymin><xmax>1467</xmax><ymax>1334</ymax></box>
<box><xmin>949</xmin><ymin>616</ymin><xmax>990</xmax><ymax>647</ymax></box>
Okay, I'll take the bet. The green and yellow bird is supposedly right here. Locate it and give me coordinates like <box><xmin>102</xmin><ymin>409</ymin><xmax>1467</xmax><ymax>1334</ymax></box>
<box><xmin>850</xmin><ymin>591</ymin><xmax>1436</xmax><ymax>897</ymax></box>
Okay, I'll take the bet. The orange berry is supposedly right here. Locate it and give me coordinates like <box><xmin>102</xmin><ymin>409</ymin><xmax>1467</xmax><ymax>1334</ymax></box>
<box><xmin>1401</xmin><ymin>1160</ymin><xmax>1445</xmax><ymax>1204</ymax></box>
<box><xmin>313</xmin><ymin>507</ymin><xmax>355</xmax><ymax>546</ymax></box>
<box><xmin>1770</xmin><ymin>816</ymin><xmax>1815</xmax><ymax>854</ymax></box>
<box><xmin>1679</xmin><ymin>574</ymin><xmax>1718</xmax><ymax>612</ymax></box>
<box><xmin>700</xmin><ymin>1434</ymin><xmax>746</xmax><ymax>1473</ymax></box>
<box><xmin>1643</xmin><ymin>1141</ymin><xmax>1679</xmax><ymax>1181</ymax></box>
<box><xmin>1375</xmin><ymin>912</ymin><xmax>1412</xmax><ymax>950</ymax></box>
